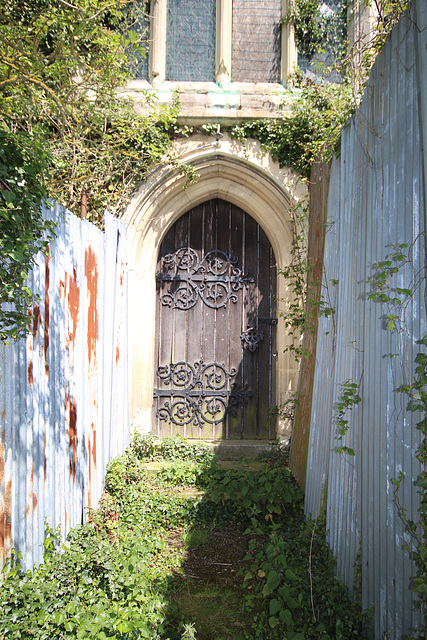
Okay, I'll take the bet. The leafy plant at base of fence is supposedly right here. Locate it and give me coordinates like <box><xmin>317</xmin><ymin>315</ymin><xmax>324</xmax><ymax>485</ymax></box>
<box><xmin>0</xmin><ymin>520</ymin><xmax>170</xmax><ymax>639</ymax></box>
<box><xmin>241</xmin><ymin>518</ymin><xmax>372</xmax><ymax>639</ymax></box>
<box><xmin>334</xmin><ymin>380</ymin><xmax>361</xmax><ymax>456</ymax></box>
<box><xmin>207</xmin><ymin>464</ymin><xmax>305</xmax><ymax>533</ymax></box>
<box><xmin>131</xmin><ymin>432</ymin><xmax>215</xmax><ymax>464</ymax></box>
<box><xmin>0</xmin><ymin>130</ymin><xmax>56</xmax><ymax>341</ymax></box>
<box><xmin>104</xmin><ymin>447</ymin><xmax>148</xmax><ymax>496</ymax></box>
<box><xmin>0</xmin><ymin>435</ymin><xmax>371</xmax><ymax>640</ymax></box>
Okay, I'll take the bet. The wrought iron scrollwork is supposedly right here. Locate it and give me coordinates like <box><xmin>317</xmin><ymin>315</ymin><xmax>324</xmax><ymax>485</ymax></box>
<box><xmin>154</xmin><ymin>360</ymin><xmax>252</xmax><ymax>428</ymax></box>
<box><xmin>241</xmin><ymin>328</ymin><xmax>264</xmax><ymax>352</ymax></box>
<box><xmin>156</xmin><ymin>247</ymin><xmax>254</xmax><ymax>310</ymax></box>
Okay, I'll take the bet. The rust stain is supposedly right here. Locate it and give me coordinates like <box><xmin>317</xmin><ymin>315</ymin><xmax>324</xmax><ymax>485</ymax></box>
<box><xmin>26</xmin><ymin>493</ymin><xmax>37</xmax><ymax>518</ymax></box>
<box><xmin>28</xmin><ymin>360</ymin><xmax>33</xmax><ymax>386</ymax></box>
<box><xmin>119</xmin><ymin>262</ymin><xmax>124</xmax><ymax>287</ymax></box>
<box><xmin>68</xmin><ymin>395</ymin><xmax>78</xmax><ymax>482</ymax></box>
<box><xmin>60</xmin><ymin>279</ymin><xmax>65</xmax><ymax>299</ymax></box>
<box><xmin>67</xmin><ymin>268</ymin><xmax>80</xmax><ymax>344</ymax></box>
<box><xmin>32</xmin><ymin>305</ymin><xmax>41</xmax><ymax>340</ymax></box>
<box><xmin>85</xmin><ymin>247</ymin><xmax>99</xmax><ymax>367</ymax></box>
<box><xmin>44</xmin><ymin>250</ymin><xmax>50</xmax><ymax>376</ymax></box>
<box><xmin>116</xmin><ymin>344</ymin><xmax>120</xmax><ymax>364</ymax></box>
<box><xmin>26</xmin><ymin>468</ymin><xmax>36</xmax><ymax>518</ymax></box>
<box><xmin>91</xmin><ymin>424</ymin><xmax>96</xmax><ymax>468</ymax></box>
<box><xmin>1</xmin><ymin>479</ymin><xmax>12</xmax><ymax>551</ymax></box>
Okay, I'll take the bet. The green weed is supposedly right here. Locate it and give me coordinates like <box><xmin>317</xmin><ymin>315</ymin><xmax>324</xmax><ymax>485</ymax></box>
<box><xmin>0</xmin><ymin>435</ymin><xmax>371</xmax><ymax>640</ymax></box>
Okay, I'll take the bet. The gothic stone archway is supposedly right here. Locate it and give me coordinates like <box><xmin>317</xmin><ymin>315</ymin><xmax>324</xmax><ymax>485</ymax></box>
<box><xmin>122</xmin><ymin>135</ymin><xmax>305</xmax><ymax>439</ymax></box>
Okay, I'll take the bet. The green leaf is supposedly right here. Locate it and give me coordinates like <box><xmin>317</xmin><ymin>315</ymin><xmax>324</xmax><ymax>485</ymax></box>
<box><xmin>269</xmin><ymin>615</ymin><xmax>279</xmax><ymax>628</ymax></box>
<box><xmin>266</xmin><ymin>569</ymin><xmax>280</xmax><ymax>591</ymax></box>
<box><xmin>285</xmin><ymin>568</ymin><xmax>298</xmax><ymax>580</ymax></box>
<box><xmin>269</xmin><ymin>598</ymin><xmax>281</xmax><ymax>616</ymax></box>
<box><xmin>1</xmin><ymin>190</ymin><xmax>16</xmax><ymax>203</ymax></box>
<box><xmin>280</xmin><ymin>608</ymin><xmax>293</xmax><ymax>627</ymax></box>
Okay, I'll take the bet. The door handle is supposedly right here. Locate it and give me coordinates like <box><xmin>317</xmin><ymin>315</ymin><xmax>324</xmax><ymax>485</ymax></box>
<box><xmin>241</xmin><ymin>328</ymin><xmax>264</xmax><ymax>352</ymax></box>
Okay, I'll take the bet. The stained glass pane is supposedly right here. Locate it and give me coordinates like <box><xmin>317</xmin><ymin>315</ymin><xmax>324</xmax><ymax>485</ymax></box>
<box><xmin>232</xmin><ymin>0</ymin><xmax>281</xmax><ymax>83</ymax></box>
<box><xmin>128</xmin><ymin>6</ymin><xmax>150</xmax><ymax>80</ymax></box>
<box><xmin>166</xmin><ymin>0</ymin><xmax>216</xmax><ymax>82</ymax></box>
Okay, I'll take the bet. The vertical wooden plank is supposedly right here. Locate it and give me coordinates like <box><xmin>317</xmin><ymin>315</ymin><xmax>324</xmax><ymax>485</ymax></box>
<box><xmin>241</xmin><ymin>211</ymin><xmax>259</xmax><ymax>438</ymax></box>
<box><xmin>228</xmin><ymin>203</ymin><xmax>245</xmax><ymax>439</ymax></box>
<box><xmin>290</xmin><ymin>161</ymin><xmax>331</xmax><ymax>481</ymax></box>
<box><xmin>199</xmin><ymin>200</ymin><xmax>217</xmax><ymax>439</ymax></box>
<box><xmin>171</xmin><ymin>214</ymin><xmax>190</xmax><ymax>439</ymax></box>
<box><xmin>269</xmin><ymin>247</ymin><xmax>277</xmax><ymax>440</ymax></box>
<box><xmin>186</xmin><ymin>204</ymin><xmax>203</xmax><ymax>438</ymax></box>
<box><xmin>257</xmin><ymin>226</ymin><xmax>274</xmax><ymax>439</ymax></box>
<box><xmin>212</xmin><ymin>200</ymin><xmax>230</xmax><ymax>439</ymax></box>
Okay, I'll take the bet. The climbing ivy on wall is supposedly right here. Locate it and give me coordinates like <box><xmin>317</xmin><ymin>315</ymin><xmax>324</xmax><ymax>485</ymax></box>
<box><xmin>228</xmin><ymin>75</ymin><xmax>355</xmax><ymax>179</ymax></box>
<box><xmin>0</xmin><ymin>0</ymin><xmax>185</xmax><ymax>340</ymax></box>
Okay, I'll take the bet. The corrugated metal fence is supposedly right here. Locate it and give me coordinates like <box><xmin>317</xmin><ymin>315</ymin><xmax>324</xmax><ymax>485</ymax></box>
<box><xmin>304</xmin><ymin>7</ymin><xmax>426</xmax><ymax>639</ymax></box>
<box><xmin>0</xmin><ymin>203</ymin><xmax>129</xmax><ymax>570</ymax></box>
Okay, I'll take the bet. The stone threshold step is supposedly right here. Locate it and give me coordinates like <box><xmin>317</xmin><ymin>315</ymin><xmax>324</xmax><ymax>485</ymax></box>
<box><xmin>194</xmin><ymin>439</ymin><xmax>277</xmax><ymax>461</ymax></box>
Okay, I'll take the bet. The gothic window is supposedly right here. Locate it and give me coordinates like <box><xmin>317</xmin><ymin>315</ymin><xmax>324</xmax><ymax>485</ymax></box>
<box><xmin>131</xmin><ymin>10</ymin><xmax>150</xmax><ymax>80</ymax></box>
<box><xmin>166</xmin><ymin>0</ymin><xmax>216</xmax><ymax>82</ymax></box>
<box><xmin>231</xmin><ymin>0</ymin><xmax>282</xmax><ymax>83</ymax></box>
<box><xmin>135</xmin><ymin>0</ymin><xmax>297</xmax><ymax>86</ymax></box>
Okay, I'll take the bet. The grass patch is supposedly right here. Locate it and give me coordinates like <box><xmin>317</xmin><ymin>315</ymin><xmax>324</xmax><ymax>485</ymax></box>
<box><xmin>0</xmin><ymin>434</ymin><xmax>372</xmax><ymax>640</ymax></box>
<box><xmin>169</xmin><ymin>584</ymin><xmax>247</xmax><ymax>640</ymax></box>
<box><xmin>181</xmin><ymin>526</ymin><xmax>211</xmax><ymax>550</ymax></box>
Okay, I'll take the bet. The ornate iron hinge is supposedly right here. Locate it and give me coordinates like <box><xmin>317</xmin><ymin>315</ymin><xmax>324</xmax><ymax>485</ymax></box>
<box><xmin>153</xmin><ymin>360</ymin><xmax>252</xmax><ymax>428</ymax></box>
<box><xmin>156</xmin><ymin>247</ymin><xmax>254</xmax><ymax>310</ymax></box>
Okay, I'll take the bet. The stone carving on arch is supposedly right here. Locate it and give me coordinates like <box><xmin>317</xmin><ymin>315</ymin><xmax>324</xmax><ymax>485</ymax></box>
<box><xmin>121</xmin><ymin>134</ymin><xmax>306</xmax><ymax>438</ymax></box>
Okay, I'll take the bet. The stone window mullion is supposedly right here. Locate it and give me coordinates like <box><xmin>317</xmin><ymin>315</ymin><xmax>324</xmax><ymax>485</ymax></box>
<box><xmin>281</xmin><ymin>0</ymin><xmax>297</xmax><ymax>81</ymax></box>
<box><xmin>216</xmin><ymin>0</ymin><xmax>232</xmax><ymax>87</ymax></box>
<box><xmin>150</xmin><ymin>0</ymin><xmax>167</xmax><ymax>87</ymax></box>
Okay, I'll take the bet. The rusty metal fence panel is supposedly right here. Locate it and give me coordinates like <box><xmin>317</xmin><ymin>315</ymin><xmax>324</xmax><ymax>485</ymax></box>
<box><xmin>305</xmin><ymin>8</ymin><xmax>426</xmax><ymax>639</ymax></box>
<box><xmin>0</xmin><ymin>203</ymin><xmax>129</xmax><ymax>569</ymax></box>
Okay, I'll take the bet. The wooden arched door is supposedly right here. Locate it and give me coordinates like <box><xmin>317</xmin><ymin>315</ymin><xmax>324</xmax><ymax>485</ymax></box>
<box><xmin>153</xmin><ymin>199</ymin><xmax>277</xmax><ymax>440</ymax></box>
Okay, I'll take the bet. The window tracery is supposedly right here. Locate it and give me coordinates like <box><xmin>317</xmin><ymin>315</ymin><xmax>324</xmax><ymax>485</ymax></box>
<box><xmin>166</xmin><ymin>0</ymin><xmax>216</xmax><ymax>81</ymax></box>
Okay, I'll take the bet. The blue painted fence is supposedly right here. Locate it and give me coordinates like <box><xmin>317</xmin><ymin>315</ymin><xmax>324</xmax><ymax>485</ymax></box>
<box><xmin>0</xmin><ymin>203</ymin><xmax>129</xmax><ymax>569</ymax></box>
<box><xmin>304</xmin><ymin>5</ymin><xmax>427</xmax><ymax>638</ymax></box>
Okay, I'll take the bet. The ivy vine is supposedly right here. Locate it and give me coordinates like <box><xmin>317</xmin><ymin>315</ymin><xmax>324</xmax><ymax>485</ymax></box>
<box><xmin>227</xmin><ymin>75</ymin><xmax>355</xmax><ymax>179</ymax></box>
<box><xmin>367</xmin><ymin>237</ymin><xmax>427</xmax><ymax>632</ymax></box>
